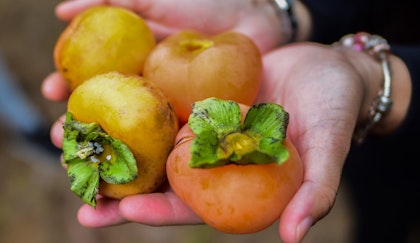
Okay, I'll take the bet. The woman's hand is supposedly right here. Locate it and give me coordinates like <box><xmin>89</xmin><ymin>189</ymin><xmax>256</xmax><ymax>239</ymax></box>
<box><xmin>53</xmin><ymin>0</ymin><xmax>294</xmax><ymax>54</ymax></box>
<box><xmin>75</xmin><ymin>188</ymin><xmax>203</xmax><ymax>228</ymax></box>
<box><xmin>43</xmin><ymin>41</ymin><xmax>371</xmax><ymax>242</ymax></box>
<box><xmin>43</xmin><ymin>41</ymin><xmax>366</xmax><ymax>242</ymax></box>
<box><xmin>258</xmin><ymin>42</ymin><xmax>410</xmax><ymax>242</ymax></box>
<box><xmin>47</xmin><ymin>111</ymin><xmax>203</xmax><ymax>229</ymax></box>
<box><xmin>43</xmin><ymin>37</ymin><xmax>411</xmax><ymax>242</ymax></box>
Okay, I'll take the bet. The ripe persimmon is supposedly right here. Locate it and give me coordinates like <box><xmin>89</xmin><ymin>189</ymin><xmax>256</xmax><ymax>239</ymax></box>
<box><xmin>62</xmin><ymin>72</ymin><xmax>178</xmax><ymax>207</ymax></box>
<box><xmin>166</xmin><ymin>98</ymin><xmax>303</xmax><ymax>233</ymax></box>
<box><xmin>54</xmin><ymin>6</ymin><xmax>156</xmax><ymax>90</ymax></box>
<box><xmin>143</xmin><ymin>31</ymin><xmax>262</xmax><ymax>124</ymax></box>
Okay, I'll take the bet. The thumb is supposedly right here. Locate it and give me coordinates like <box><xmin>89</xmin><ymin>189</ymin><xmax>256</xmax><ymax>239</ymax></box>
<box><xmin>278</xmin><ymin>137</ymin><xmax>350</xmax><ymax>242</ymax></box>
<box><xmin>279</xmin><ymin>180</ymin><xmax>338</xmax><ymax>242</ymax></box>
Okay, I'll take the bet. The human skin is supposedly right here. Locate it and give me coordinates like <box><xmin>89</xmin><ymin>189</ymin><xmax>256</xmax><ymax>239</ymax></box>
<box><xmin>258</xmin><ymin>43</ymin><xmax>411</xmax><ymax>242</ymax></box>
<box><xmin>52</xmin><ymin>0</ymin><xmax>311</xmax><ymax>54</ymax></box>
<box><xmin>44</xmin><ymin>42</ymin><xmax>411</xmax><ymax>243</ymax></box>
<box><xmin>42</xmin><ymin>1</ymin><xmax>412</xmax><ymax>242</ymax></box>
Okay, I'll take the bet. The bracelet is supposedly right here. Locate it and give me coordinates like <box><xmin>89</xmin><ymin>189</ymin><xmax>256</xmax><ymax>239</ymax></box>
<box><xmin>336</xmin><ymin>32</ymin><xmax>393</xmax><ymax>144</ymax></box>
<box><xmin>270</xmin><ymin>0</ymin><xmax>298</xmax><ymax>42</ymax></box>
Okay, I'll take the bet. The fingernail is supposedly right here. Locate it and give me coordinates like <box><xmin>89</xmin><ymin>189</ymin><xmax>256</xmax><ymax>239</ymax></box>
<box><xmin>296</xmin><ymin>217</ymin><xmax>313</xmax><ymax>242</ymax></box>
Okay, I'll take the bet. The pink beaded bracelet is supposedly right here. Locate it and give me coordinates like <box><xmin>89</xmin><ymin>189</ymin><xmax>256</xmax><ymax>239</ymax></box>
<box><xmin>336</xmin><ymin>32</ymin><xmax>393</xmax><ymax>143</ymax></box>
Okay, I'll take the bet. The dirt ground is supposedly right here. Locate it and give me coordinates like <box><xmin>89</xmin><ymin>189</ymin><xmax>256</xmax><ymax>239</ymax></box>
<box><xmin>0</xmin><ymin>0</ymin><xmax>355</xmax><ymax>242</ymax></box>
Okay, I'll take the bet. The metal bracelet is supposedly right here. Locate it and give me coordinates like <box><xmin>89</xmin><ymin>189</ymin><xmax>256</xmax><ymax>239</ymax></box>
<box><xmin>337</xmin><ymin>33</ymin><xmax>393</xmax><ymax>143</ymax></box>
<box><xmin>270</xmin><ymin>0</ymin><xmax>298</xmax><ymax>42</ymax></box>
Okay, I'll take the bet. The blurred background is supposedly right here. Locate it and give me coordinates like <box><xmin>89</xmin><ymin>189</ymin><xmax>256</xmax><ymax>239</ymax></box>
<box><xmin>0</xmin><ymin>0</ymin><xmax>355</xmax><ymax>242</ymax></box>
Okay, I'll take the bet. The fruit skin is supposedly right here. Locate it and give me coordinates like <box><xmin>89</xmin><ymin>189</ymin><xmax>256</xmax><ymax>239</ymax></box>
<box><xmin>67</xmin><ymin>72</ymin><xmax>178</xmax><ymax>199</ymax></box>
<box><xmin>54</xmin><ymin>6</ymin><xmax>156</xmax><ymax>90</ymax></box>
<box><xmin>143</xmin><ymin>30</ymin><xmax>263</xmax><ymax>123</ymax></box>
<box><xmin>167</xmin><ymin>114</ymin><xmax>303</xmax><ymax>234</ymax></box>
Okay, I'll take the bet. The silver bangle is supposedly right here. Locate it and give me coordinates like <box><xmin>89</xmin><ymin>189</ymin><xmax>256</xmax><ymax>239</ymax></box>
<box><xmin>336</xmin><ymin>33</ymin><xmax>393</xmax><ymax>144</ymax></box>
<box><xmin>270</xmin><ymin>0</ymin><xmax>298</xmax><ymax>42</ymax></box>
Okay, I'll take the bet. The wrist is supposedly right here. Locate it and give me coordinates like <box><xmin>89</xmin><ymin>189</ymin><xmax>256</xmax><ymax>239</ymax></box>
<box><xmin>374</xmin><ymin>54</ymin><xmax>411</xmax><ymax>135</ymax></box>
<box><xmin>336</xmin><ymin>34</ymin><xmax>412</xmax><ymax>141</ymax></box>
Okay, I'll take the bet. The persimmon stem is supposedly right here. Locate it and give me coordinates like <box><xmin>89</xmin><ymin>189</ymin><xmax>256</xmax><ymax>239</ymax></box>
<box><xmin>76</xmin><ymin>141</ymin><xmax>105</xmax><ymax>160</ymax></box>
<box><xmin>221</xmin><ymin>133</ymin><xmax>257</xmax><ymax>158</ymax></box>
<box><xmin>181</xmin><ymin>39</ymin><xmax>214</xmax><ymax>52</ymax></box>
<box><xmin>76</xmin><ymin>142</ymin><xmax>95</xmax><ymax>159</ymax></box>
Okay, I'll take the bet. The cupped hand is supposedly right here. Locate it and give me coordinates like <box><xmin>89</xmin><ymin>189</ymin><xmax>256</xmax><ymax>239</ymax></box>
<box><xmin>43</xmin><ymin>40</ymin><xmax>379</xmax><ymax>242</ymax></box>
<box><xmin>48</xmin><ymin>111</ymin><xmax>203</xmax><ymax>228</ymax></box>
<box><xmin>257</xmin><ymin>42</ymin><xmax>383</xmax><ymax>242</ymax></box>
<box><xmin>53</xmin><ymin>0</ymin><xmax>290</xmax><ymax>54</ymax></box>
<box><xmin>76</xmin><ymin>187</ymin><xmax>202</xmax><ymax>228</ymax></box>
<box><xmin>45</xmin><ymin>75</ymin><xmax>203</xmax><ymax>228</ymax></box>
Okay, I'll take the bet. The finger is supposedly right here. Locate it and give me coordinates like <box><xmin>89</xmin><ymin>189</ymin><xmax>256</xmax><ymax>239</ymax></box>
<box><xmin>55</xmin><ymin>0</ymin><xmax>105</xmax><ymax>21</ymax></box>
<box><xmin>41</xmin><ymin>72</ymin><xmax>71</xmax><ymax>101</ymax></box>
<box><xmin>278</xmin><ymin>181</ymin><xmax>337</xmax><ymax>243</ymax></box>
<box><xmin>77</xmin><ymin>197</ymin><xmax>128</xmax><ymax>227</ymax></box>
<box><xmin>119</xmin><ymin>192</ymin><xmax>202</xmax><ymax>226</ymax></box>
<box><xmin>51</xmin><ymin>114</ymin><xmax>66</xmax><ymax>148</ymax></box>
<box><xmin>144</xmin><ymin>20</ymin><xmax>179</xmax><ymax>41</ymax></box>
<box><xmin>54</xmin><ymin>0</ymin><xmax>175</xmax><ymax>41</ymax></box>
<box><xmin>278</xmin><ymin>138</ymin><xmax>349</xmax><ymax>243</ymax></box>
<box><xmin>55</xmin><ymin>0</ymin><xmax>153</xmax><ymax>21</ymax></box>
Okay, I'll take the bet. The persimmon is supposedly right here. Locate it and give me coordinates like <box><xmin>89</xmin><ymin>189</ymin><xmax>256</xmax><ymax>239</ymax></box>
<box><xmin>143</xmin><ymin>31</ymin><xmax>262</xmax><ymax>124</ymax></box>
<box><xmin>54</xmin><ymin>6</ymin><xmax>156</xmax><ymax>90</ymax></box>
<box><xmin>166</xmin><ymin>98</ymin><xmax>303</xmax><ymax>234</ymax></box>
<box><xmin>62</xmin><ymin>72</ymin><xmax>178</xmax><ymax>208</ymax></box>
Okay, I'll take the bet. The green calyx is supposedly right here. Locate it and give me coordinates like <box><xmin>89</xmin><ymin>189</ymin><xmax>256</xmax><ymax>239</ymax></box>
<box><xmin>62</xmin><ymin>112</ymin><xmax>138</xmax><ymax>208</ymax></box>
<box><xmin>188</xmin><ymin>97</ymin><xmax>290</xmax><ymax>168</ymax></box>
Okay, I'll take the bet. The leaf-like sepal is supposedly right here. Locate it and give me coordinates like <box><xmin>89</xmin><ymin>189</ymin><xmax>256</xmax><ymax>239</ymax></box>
<box><xmin>188</xmin><ymin>98</ymin><xmax>290</xmax><ymax>168</ymax></box>
<box><xmin>62</xmin><ymin>112</ymin><xmax>137</xmax><ymax>208</ymax></box>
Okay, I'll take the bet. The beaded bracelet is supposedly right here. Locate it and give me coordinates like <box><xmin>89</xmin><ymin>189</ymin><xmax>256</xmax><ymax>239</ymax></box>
<box><xmin>270</xmin><ymin>0</ymin><xmax>298</xmax><ymax>42</ymax></box>
<box><xmin>336</xmin><ymin>32</ymin><xmax>393</xmax><ymax>144</ymax></box>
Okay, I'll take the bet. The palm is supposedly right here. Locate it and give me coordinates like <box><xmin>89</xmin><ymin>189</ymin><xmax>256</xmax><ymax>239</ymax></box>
<box><xmin>47</xmin><ymin>43</ymin><xmax>365</xmax><ymax>241</ymax></box>
<box><xmin>78</xmin><ymin>43</ymin><xmax>366</xmax><ymax>240</ymax></box>
<box><xmin>77</xmin><ymin>184</ymin><xmax>202</xmax><ymax>227</ymax></box>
